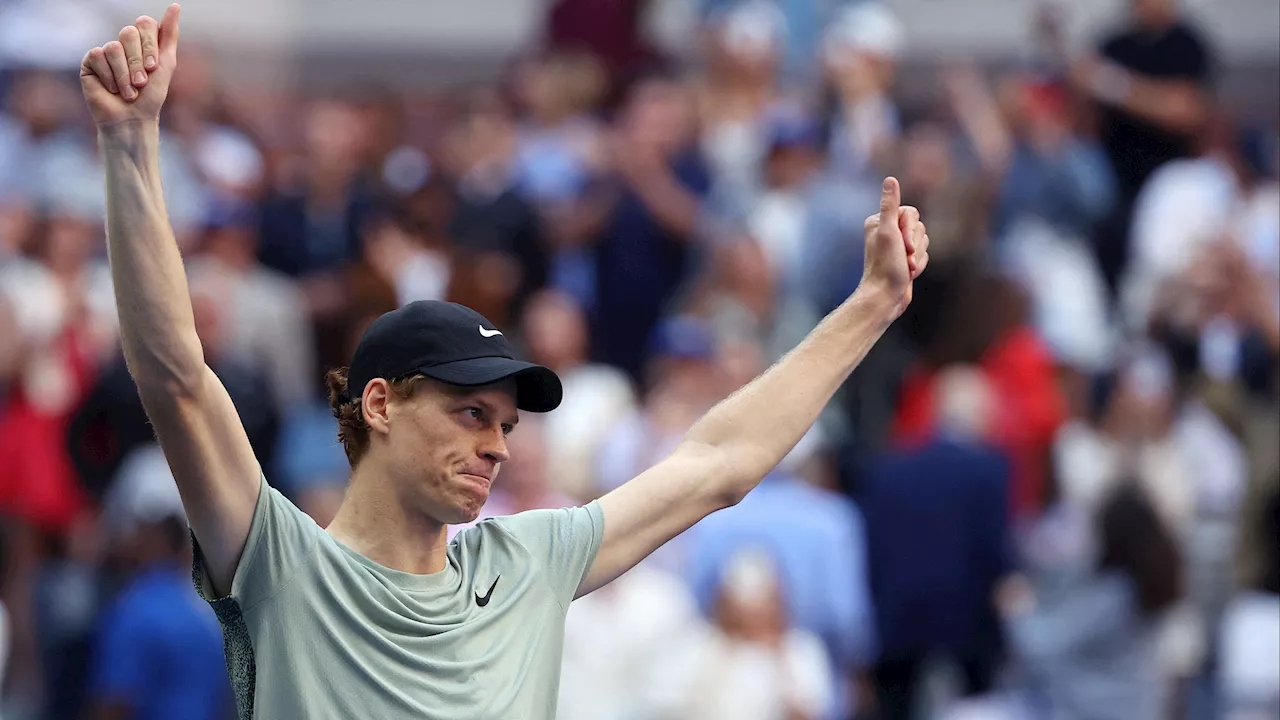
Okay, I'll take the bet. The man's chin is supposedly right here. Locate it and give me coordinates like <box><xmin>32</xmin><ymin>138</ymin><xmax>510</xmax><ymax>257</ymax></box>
<box><xmin>446</xmin><ymin>498</ymin><xmax>487</xmax><ymax>526</ymax></box>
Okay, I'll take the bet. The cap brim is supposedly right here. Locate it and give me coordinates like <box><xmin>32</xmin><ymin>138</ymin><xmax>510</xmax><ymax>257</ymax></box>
<box><xmin>419</xmin><ymin>357</ymin><xmax>563</xmax><ymax>413</ymax></box>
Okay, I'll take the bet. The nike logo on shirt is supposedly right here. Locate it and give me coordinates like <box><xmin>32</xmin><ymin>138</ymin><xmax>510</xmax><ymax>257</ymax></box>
<box><xmin>475</xmin><ymin>576</ymin><xmax>500</xmax><ymax>607</ymax></box>
<box><xmin>478</xmin><ymin>326</ymin><xmax>503</xmax><ymax>338</ymax></box>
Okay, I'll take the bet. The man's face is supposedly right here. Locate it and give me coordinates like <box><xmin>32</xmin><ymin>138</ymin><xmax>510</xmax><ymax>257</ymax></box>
<box><xmin>382</xmin><ymin>378</ymin><xmax>520</xmax><ymax>525</ymax></box>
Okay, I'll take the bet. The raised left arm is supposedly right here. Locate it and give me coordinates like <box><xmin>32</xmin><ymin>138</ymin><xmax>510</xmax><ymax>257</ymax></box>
<box><xmin>577</xmin><ymin>177</ymin><xmax>928</xmax><ymax>597</ymax></box>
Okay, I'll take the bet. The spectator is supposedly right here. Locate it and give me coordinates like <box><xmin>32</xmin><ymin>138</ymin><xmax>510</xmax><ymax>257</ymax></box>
<box><xmin>1217</xmin><ymin>482</ymin><xmax>1280</xmax><ymax>719</ymax></box>
<box><xmin>520</xmin><ymin>290</ymin><xmax>636</xmax><ymax>502</ymax></box>
<box><xmin>685</xmin><ymin>442</ymin><xmax>875</xmax><ymax>717</ymax></box>
<box><xmin>256</xmin><ymin>99</ymin><xmax>377</xmax><ymax>322</ymax></box>
<box><xmin>185</xmin><ymin>197</ymin><xmax>317</xmax><ymax>413</ymax></box>
<box><xmin>858</xmin><ymin>366</ymin><xmax>1013</xmax><ymax>720</ymax></box>
<box><xmin>1123</xmin><ymin>115</ymin><xmax>1279</xmax><ymax>351</ymax></box>
<box><xmin>0</xmin><ymin>71</ymin><xmax>105</xmax><ymax>226</ymax></box>
<box><xmin>998</xmin><ymin>481</ymin><xmax>1184</xmax><ymax>720</ymax></box>
<box><xmin>588</xmin><ymin>71</ymin><xmax>714</xmax><ymax>381</ymax></box>
<box><xmin>893</xmin><ymin>273</ymin><xmax>1067</xmax><ymax>520</ymax></box>
<box><xmin>945</xmin><ymin>64</ymin><xmax>1115</xmax><ymax>245</ymax></box>
<box><xmin>821</xmin><ymin>3</ymin><xmax>905</xmax><ymax>185</ymax></box>
<box><xmin>713</xmin><ymin>113</ymin><xmax>845</xmax><ymax>363</ymax></box>
<box><xmin>87</xmin><ymin>446</ymin><xmax>233</xmax><ymax>720</ymax></box>
<box><xmin>542</xmin><ymin>0</ymin><xmax>659</xmax><ymax>107</ymax></box>
<box><xmin>510</xmin><ymin>51</ymin><xmax>609</xmax><ymax>208</ymax></box>
<box><xmin>682</xmin><ymin>548</ymin><xmax>836</xmax><ymax>720</ymax></box>
<box><xmin>558</xmin><ymin>558</ymin><xmax>706</xmax><ymax>720</ymax></box>
<box><xmin>443</xmin><ymin>88</ymin><xmax>549</xmax><ymax>329</ymax></box>
<box><xmin>0</xmin><ymin>209</ymin><xmax>115</xmax><ymax>535</ymax></box>
<box><xmin>66</xmin><ymin>287</ymin><xmax>279</xmax><ymax>505</ymax></box>
<box><xmin>700</xmin><ymin>0</ymin><xmax>860</xmax><ymax>88</ymax></box>
<box><xmin>695</xmin><ymin>0</ymin><xmax>794</xmax><ymax>213</ymax></box>
<box><xmin>595</xmin><ymin>315</ymin><xmax>720</xmax><ymax>498</ymax></box>
<box><xmin>1072</xmin><ymin>0</ymin><xmax>1214</xmax><ymax>294</ymax></box>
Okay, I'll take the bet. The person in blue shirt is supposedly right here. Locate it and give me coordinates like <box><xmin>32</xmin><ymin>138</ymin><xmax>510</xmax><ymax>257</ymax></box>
<box><xmin>88</xmin><ymin>506</ymin><xmax>232</xmax><ymax>720</ymax></box>
<box><xmin>855</xmin><ymin>366</ymin><xmax>1014</xmax><ymax>720</ymax></box>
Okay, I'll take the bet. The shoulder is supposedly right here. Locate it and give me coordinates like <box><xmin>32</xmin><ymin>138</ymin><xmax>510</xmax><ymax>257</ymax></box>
<box><xmin>473</xmin><ymin>502</ymin><xmax>606</xmax><ymax>548</ymax></box>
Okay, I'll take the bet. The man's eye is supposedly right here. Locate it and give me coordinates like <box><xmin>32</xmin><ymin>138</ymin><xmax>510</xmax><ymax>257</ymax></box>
<box><xmin>467</xmin><ymin>407</ymin><xmax>483</xmax><ymax>420</ymax></box>
<box><xmin>501</xmin><ymin>424</ymin><xmax>514</xmax><ymax>436</ymax></box>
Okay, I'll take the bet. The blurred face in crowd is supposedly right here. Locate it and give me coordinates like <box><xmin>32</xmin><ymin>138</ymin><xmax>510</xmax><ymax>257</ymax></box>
<box><xmin>999</xmin><ymin>77</ymin><xmax>1073</xmax><ymax>150</ymax></box>
<box><xmin>305</xmin><ymin>100</ymin><xmax>367</xmax><ymax>182</ymax></box>
<box><xmin>825</xmin><ymin>49</ymin><xmax>892</xmax><ymax>100</ymax></box>
<box><xmin>714</xmin><ymin>551</ymin><xmax>788</xmax><ymax>645</ymax></box>
<box><xmin>33</xmin><ymin>214</ymin><xmax>97</xmax><ymax>275</ymax></box>
<box><xmin>1131</xmin><ymin>0</ymin><xmax>1177</xmax><ymax>28</ymax></box>
<box><xmin>523</xmin><ymin>290</ymin><xmax>589</xmax><ymax>372</ymax></box>
<box><xmin>720</xmin><ymin>238</ymin><xmax>775</xmax><ymax>321</ymax></box>
<box><xmin>764</xmin><ymin>143</ymin><xmax>822</xmax><ymax>191</ymax></box>
<box><xmin>517</xmin><ymin>53</ymin><xmax>606</xmax><ymax>125</ymax></box>
<box><xmin>370</xmin><ymin>376</ymin><xmax>518</xmax><ymax>525</ymax></box>
<box><xmin>494</xmin><ymin>416</ymin><xmax>548</xmax><ymax>500</ymax></box>
<box><xmin>901</xmin><ymin>121</ymin><xmax>953</xmax><ymax>194</ymax></box>
<box><xmin>446</xmin><ymin>94</ymin><xmax>517</xmax><ymax>176</ymax></box>
<box><xmin>202</xmin><ymin>223</ymin><xmax>258</xmax><ymax>267</ymax></box>
<box><xmin>706</xmin><ymin>9</ymin><xmax>782</xmax><ymax>84</ymax></box>
<box><xmin>9</xmin><ymin>71</ymin><xmax>76</xmax><ymax>135</ymax></box>
<box><xmin>124</xmin><ymin>516</ymin><xmax>192</xmax><ymax>571</ymax></box>
<box><xmin>621</xmin><ymin>78</ymin><xmax>695</xmax><ymax>154</ymax></box>
<box><xmin>1102</xmin><ymin>351</ymin><xmax>1175</xmax><ymax>441</ymax></box>
<box><xmin>715</xmin><ymin>337</ymin><xmax>763</xmax><ymax>401</ymax></box>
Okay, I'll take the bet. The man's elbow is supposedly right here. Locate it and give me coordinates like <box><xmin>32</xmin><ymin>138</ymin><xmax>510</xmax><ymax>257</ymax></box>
<box><xmin>123</xmin><ymin>340</ymin><xmax>209</xmax><ymax>398</ymax></box>
<box><xmin>712</xmin><ymin>455</ymin><xmax>772</xmax><ymax>508</ymax></box>
<box><xmin>130</xmin><ymin>357</ymin><xmax>212</xmax><ymax>408</ymax></box>
<box><xmin>675</xmin><ymin>440</ymin><xmax>754</xmax><ymax>509</ymax></box>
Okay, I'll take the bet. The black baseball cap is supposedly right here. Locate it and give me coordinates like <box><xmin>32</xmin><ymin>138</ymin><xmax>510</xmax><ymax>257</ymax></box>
<box><xmin>344</xmin><ymin>301</ymin><xmax>563</xmax><ymax>412</ymax></box>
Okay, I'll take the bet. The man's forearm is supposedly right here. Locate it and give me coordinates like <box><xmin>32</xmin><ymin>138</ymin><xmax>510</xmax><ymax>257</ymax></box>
<box><xmin>683</xmin><ymin>285</ymin><xmax>898</xmax><ymax>498</ymax></box>
<box><xmin>101</xmin><ymin>120</ymin><xmax>204</xmax><ymax>390</ymax></box>
<box><xmin>1087</xmin><ymin>62</ymin><xmax>1205</xmax><ymax>134</ymax></box>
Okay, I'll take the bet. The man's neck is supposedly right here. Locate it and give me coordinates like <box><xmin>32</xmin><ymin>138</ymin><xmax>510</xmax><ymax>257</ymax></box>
<box><xmin>326</xmin><ymin>466</ymin><xmax>451</xmax><ymax>576</ymax></box>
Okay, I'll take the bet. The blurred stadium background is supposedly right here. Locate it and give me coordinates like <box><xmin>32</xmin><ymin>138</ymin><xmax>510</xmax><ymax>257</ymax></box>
<box><xmin>0</xmin><ymin>0</ymin><xmax>1278</xmax><ymax>718</ymax></box>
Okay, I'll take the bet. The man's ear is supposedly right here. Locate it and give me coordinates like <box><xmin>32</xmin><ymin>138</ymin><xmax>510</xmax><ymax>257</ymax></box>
<box><xmin>363</xmin><ymin>379</ymin><xmax>393</xmax><ymax>437</ymax></box>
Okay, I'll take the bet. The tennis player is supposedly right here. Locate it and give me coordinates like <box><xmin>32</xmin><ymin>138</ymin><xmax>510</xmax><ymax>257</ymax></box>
<box><xmin>80</xmin><ymin>6</ymin><xmax>928</xmax><ymax>719</ymax></box>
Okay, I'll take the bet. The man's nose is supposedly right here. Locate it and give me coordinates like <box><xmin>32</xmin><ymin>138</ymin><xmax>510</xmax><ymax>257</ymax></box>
<box><xmin>479</xmin><ymin>429</ymin><xmax>510</xmax><ymax>465</ymax></box>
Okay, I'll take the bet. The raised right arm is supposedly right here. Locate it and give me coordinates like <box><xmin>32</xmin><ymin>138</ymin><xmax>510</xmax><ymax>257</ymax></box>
<box><xmin>85</xmin><ymin>5</ymin><xmax>259</xmax><ymax>596</ymax></box>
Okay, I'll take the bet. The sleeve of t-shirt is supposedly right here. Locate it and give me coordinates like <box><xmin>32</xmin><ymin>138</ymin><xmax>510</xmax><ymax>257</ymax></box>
<box><xmin>191</xmin><ymin>473</ymin><xmax>320</xmax><ymax>611</ymax></box>
<box><xmin>89</xmin><ymin>604</ymin><xmax>148</xmax><ymax>704</ymax></box>
<box><xmin>490</xmin><ymin>501</ymin><xmax>606</xmax><ymax>609</ymax></box>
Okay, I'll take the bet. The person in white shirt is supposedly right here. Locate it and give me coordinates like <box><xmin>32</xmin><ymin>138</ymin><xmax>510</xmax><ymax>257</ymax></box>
<box><xmin>683</xmin><ymin>548</ymin><xmax>836</xmax><ymax>720</ymax></box>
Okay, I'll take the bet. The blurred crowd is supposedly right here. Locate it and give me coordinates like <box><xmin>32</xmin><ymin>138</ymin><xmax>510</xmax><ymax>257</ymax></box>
<box><xmin>0</xmin><ymin>0</ymin><xmax>1277</xmax><ymax>719</ymax></box>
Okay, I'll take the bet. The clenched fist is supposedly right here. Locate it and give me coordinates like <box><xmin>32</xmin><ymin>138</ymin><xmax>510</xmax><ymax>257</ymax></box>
<box><xmin>861</xmin><ymin>177</ymin><xmax>930</xmax><ymax>317</ymax></box>
<box><xmin>80</xmin><ymin>3</ymin><xmax>181</xmax><ymax>128</ymax></box>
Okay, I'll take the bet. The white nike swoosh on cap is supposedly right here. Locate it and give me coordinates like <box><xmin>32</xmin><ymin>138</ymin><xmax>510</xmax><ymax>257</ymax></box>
<box><xmin>478</xmin><ymin>326</ymin><xmax>503</xmax><ymax>338</ymax></box>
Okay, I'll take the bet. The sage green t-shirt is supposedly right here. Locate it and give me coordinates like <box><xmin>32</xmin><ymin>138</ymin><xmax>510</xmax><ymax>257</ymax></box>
<box><xmin>192</xmin><ymin>475</ymin><xmax>605</xmax><ymax>720</ymax></box>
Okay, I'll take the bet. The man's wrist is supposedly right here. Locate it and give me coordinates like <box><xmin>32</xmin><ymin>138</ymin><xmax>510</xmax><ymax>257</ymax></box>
<box><xmin>97</xmin><ymin>118</ymin><xmax>162</xmax><ymax>163</ymax></box>
<box><xmin>847</xmin><ymin>281</ymin><xmax>902</xmax><ymax>328</ymax></box>
<box><xmin>97</xmin><ymin>118</ymin><xmax>161</xmax><ymax>143</ymax></box>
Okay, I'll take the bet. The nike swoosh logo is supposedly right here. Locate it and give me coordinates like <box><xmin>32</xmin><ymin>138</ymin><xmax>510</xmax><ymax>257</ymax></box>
<box><xmin>478</xmin><ymin>326</ymin><xmax>503</xmax><ymax>338</ymax></box>
<box><xmin>475</xmin><ymin>576</ymin><xmax>500</xmax><ymax>607</ymax></box>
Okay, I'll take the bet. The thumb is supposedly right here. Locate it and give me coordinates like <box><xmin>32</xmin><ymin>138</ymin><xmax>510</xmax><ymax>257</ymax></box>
<box><xmin>158</xmin><ymin>3</ymin><xmax>181</xmax><ymax>59</ymax></box>
<box><xmin>878</xmin><ymin>177</ymin><xmax>900</xmax><ymax>234</ymax></box>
